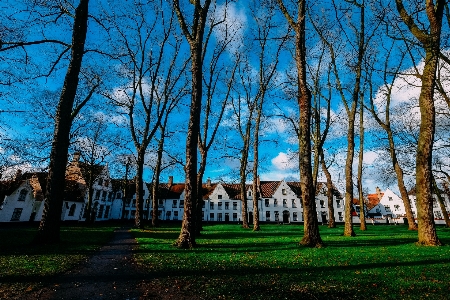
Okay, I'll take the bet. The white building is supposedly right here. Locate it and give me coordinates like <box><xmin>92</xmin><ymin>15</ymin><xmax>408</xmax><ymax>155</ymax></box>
<box><xmin>0</xmin><ymin>153</ymin><xmax>113</xmax><ymax>223</ymax></box>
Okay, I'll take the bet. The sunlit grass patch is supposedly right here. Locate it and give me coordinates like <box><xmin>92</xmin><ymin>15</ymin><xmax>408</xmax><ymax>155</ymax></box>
<box><xmin>134</xmin><ymin>224</ymin><xmax>450</xmax><ymax>299</ymax></box>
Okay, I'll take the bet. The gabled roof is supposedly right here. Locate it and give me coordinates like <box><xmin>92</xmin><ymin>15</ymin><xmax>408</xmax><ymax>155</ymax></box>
<box><xmin>0</xmin><ymin>172</ymin><xmax>48</xmax><ymax>202</ymax></box>
<box><xmin>260</xmin><ymin>181</ymin><xmax>282</xmax><ymax>198</ymax></box>
<box><xmin>221</xmin><ymin>183</ymin><xmax>245</xmax><ymax>200</ymax></box>
<box><xmin>367</xmin><ymin>193</ymin><xmax>383</xmax><ymax>210</ymax></box>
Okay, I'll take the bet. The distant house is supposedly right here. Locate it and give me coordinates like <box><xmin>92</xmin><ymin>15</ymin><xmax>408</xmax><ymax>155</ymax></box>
<box><xmin>0</xmin><ymin>153</ymin><xmax>113</xmax><ymax>223</ymax></box>
<box><xmin>0</xmin><ymin>171</ymin><xmax>46</xmax><ymax>222</ymax></box>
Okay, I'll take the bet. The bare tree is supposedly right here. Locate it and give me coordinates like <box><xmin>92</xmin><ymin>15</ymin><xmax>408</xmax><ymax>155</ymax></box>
<box><xmin>105</xmin><ymin>3</ymin><xmax>181</xmax><ymax>228</ymax></box>
<box><xmin>277</xmin><ymin>0</ymin><xmax>322</xmax><ymax>247</ymax></box>
<box><xmin>366</xmin><ymin>45</ymin><xmax>418</xmax><ymax>231</ymax></box>
<box><xmin>173</xmin><ymin>0</ymin><xmax>213</xmax><ymax>248</ymax></box>
<box><xmin>395</xmin><ymin>0</ymin><xmax>445</xmax><ymax>245</ymax></box>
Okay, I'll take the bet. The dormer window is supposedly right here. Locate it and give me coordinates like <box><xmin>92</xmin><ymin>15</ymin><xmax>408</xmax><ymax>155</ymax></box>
<box><xmin>218</xmin><ymin>195</ymin><xmax>222</xmax><ymax>199</ymax></box>
<box><xmin>18</xmin><ymin>189</ymin><xmax>28</xmax><ymax>201</ymax></box>
<box><xmin>282</xmin><ymin>189</ymin><xmax>287</xmax><ymax>195</ymax></box>
<box><xmin>98</xmin><ymin>178</ymin><xmax>103</xmax><ymax>186</ymax></box>
<box><xmin>388</xmin><ymin>196</ymin><xmax>393</xmax><ymax>201</ymax></box>
<box><xmin>248</xmin><ymin>191</ymin><xmax>252</xmax><ymax>196</ymax></box>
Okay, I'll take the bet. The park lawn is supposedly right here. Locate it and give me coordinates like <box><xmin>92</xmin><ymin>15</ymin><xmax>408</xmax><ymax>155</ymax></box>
<box><xmin>0</xmin><ymin>224</ymin><xmax>116</xmax><ymax>299</ymax></box>
<box><xmin>133</xmin><ymin>224</ymin><xmax>450</xmax><ymax>300</ymax></box>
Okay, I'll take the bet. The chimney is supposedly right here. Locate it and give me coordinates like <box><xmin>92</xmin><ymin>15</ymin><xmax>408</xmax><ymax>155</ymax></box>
<box><xmin>376</xmin><ymin>186</ymin><xmax>382</xmax><ymax>200</ymax></box>
<box><xmin>73</xmin><ymin>152</ymin><xmax>81</xmax><ymax>162</ymax></box>
<box><xmin>168</xmin><ymin>176</ymin><xmax>173</xmax><ymax>187</ymax></box>
<box><xmin>14</xmin><ymin>169</ymin><xmax>22</xmax><ymax>181</ymax></box>
<box><xmin>206</xmin><ymin>177</ymin><xmax>211</xmax><ymax>188</ymax></box>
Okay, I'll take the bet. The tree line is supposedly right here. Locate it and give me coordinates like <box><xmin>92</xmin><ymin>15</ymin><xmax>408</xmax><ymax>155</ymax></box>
<box><xmin>1</xmin><ymin>0</ymin><xmax>449</xmax><ymax>247</ymax></box>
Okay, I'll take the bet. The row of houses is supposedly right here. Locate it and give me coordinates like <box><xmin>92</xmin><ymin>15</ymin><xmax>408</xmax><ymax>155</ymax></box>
<box><xmin>1</xmin><ymin>154</ymin><xmax>450</xmax><ymax>225</ymax></box>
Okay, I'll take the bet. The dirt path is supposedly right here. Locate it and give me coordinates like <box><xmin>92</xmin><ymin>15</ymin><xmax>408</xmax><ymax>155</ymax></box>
<box><xmin>30</xmin><ymin>228</ymin><xmax>144</xmax><ymax>300</ymax></box>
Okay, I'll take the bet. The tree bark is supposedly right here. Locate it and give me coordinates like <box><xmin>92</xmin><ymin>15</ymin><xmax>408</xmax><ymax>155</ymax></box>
<box><xmin>173</xmin><ymin>0</ymin><xmax>212</xmax><ymax>247</ymax></box>
<box><xmin>321</xmin><ymin>152</ymin><xmax>335</xmax><ymax>228</ymax></box>
<box><xmin>395</xmin><ymin>0</ymin><xmax>444</xmax><ymax>245</ymax></box>
<box><xmin>357</xmin><ymin>95</ymin><xmax>367</xmax><ymax>231</ymax></box>
<box><xmin>432</xmin><ymin>177</ymin><xmax>450</xmax><ymax>227</ymax></box>
<box><xmin>34</xmin><ymin>0</ymin><xmax>90</xmax><ymax>244</ymax></box>
<box><xmin>135</xmin><ymin>148</ymin><xmax>145</xmax><ymax>229</ymax></box>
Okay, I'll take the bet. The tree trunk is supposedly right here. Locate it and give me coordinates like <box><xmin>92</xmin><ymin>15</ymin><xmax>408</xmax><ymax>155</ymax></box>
<box><xmin>358</xmin><ymin>97</ymin><xmax>367</xmax><ymax>231</ymax></box>
<box><xmin>152</xmin><ymin>131</ymin><xmax>165</xmax><ymax>227</ymax></box>
<box><xmin>387</xmin><ymin>129</ymin><xmax>417</xmax><ymax>230</ymax></box>
<box><xmin>395</xmin><ymin>0</ymin><xmax>444</xmax><ymax>246</ymax></box>
<box><xmin>135</xmin><ymin>149</ymin><xmax>145</xmax><ymax>229</ymax></box>
<box><xmin>432</xmin><ymin>177</ymin><xmax>450</xmax><ymax>227</ymax></box>
<box><xmin>321</xmin><ymin>152</ymin><xmax>335</xmax><ymax>228</ymax></box>
<box><xmin>343</xmin><ymin>112</ymin><xmax>356</xmax><ymax>237</ymax></box>
<box><xmin>240</xmin><ymin>159</ymin><xmax>249</xmax><ymax>229</ymax></box>
<box><xmin>34</xmin><ymin>0</ymin><xmax>89</xmax><ymax>244</ymax></box>
<box><xmin>175</xmin><ymin>44</ymin><xmax>203</xmax><ymax>248</ymax></box>
<box><xmin>195</xmin><ymin>151</ymin><xmax>208</xmax><ymax>236</ymax></box>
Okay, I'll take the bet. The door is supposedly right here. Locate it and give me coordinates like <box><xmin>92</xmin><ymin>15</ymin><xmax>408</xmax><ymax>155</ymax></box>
<box><xmin>283</xmin><ymin>210</ymin><xmax>290</xmax><ymax>223</ymax></box>
<box><xmin>248</xmin><ymin>212</ymin><xmax>253</xmax><ymax>224</ymax></box>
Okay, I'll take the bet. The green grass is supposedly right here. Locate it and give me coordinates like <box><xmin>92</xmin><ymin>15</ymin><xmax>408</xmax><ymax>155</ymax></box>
<box><xmin>134</xmin><ymin>224</ymin><xmax>450</xmax><ymax>300</ymax></box>
<box><xmin>0</xmin><ymin>223</ymin><xmax>116</xmax><ymax>299</ymax></box>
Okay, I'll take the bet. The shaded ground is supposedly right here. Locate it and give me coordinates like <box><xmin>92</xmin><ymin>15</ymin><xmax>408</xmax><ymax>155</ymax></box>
<box><xmin>25</xmin><ymin>228</ymin><xmax>142</xmax><ymax>300</ymax></box>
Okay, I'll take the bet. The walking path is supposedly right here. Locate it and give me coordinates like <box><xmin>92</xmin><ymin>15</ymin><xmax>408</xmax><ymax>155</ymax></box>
<box><xmin>30</xmin><ymin>228</ymin><xmax>143</xmax><ymax>300</ymax></box>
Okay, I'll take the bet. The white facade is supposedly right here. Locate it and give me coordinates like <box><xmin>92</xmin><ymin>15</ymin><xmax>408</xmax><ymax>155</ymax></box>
<box><xmin>0</xmin><ymin>177</ymin><xmax>45</xmax><ymax>222</ymax></box>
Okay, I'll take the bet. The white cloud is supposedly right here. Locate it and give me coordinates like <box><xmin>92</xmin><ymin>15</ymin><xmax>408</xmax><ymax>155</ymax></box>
<box><xmin>363</xmin><ymin>151</ymin><xmax>379</xmax><ymax>165</ymax></box>
<box><xmin>271</xmin><ymin>151</ymin><xmax>298</xmax><ymax>171</ymax></box>
<box><xmin>212</xmin><ymin>2</ymin><xmax>247</xmax><ymax>53</ymax></box>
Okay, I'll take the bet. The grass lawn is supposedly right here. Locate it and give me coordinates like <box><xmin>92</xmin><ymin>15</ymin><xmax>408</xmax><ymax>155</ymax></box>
<box><xmin>0</xmin><ymin>223</ymin><xmax>116</xmax><ymax>299</ymax></box>
<box><xmin>134</xmin><ymin>224</ymin><xmax>450</xmax><ymax>300</ymax></box>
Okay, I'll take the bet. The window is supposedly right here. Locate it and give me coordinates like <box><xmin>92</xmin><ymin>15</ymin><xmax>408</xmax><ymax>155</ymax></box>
<box><xmin>266</xmin><ymin>211</ymin><xmax>270</xmax><ymax>221</ymax></box>
<box><xmin>225</xmin><ymin>202</ymin><xmax>229</xmax><ymax>210</ymax></box>
<box><xmin>376</xmin><ymin>208</ymin><xmax>380</xmax><ymax>213</ymax></box>
<box><xmin>433</xmin><ymin>200</ymin><xmax>438</xmax><ymax>208</ymax></box>
<box><xmin>265</xmin><ymin>199</ymin><xmax>270</xmax><ymax>207</ymax></box>
<box><xmin>104</xmin><ymin>180</ymin><xmax>109</xmax><ymax>187</ymax></box>
<box><xmin>394</xmin><ymin>205</ymin><xmax>400</xmax><ymax>211</ymax></box>
<box><xmin>179</xmin><ymin>200</ymin><xmax>184</xmax><ymax>208</ymax></box>
<box><xmin>218</xmin><ymin>202</ymin><xmax>223</xmax><ymax>210</ymax></box>
<box><xmin>435</xmin><ymin>211</ymin><xmax>442</xmax><ymax>219</ymax></box>
<box><xmin>218</xmin><ymin>213</ymin><xmax>223</xmax><ymax>221</ymax></box>
<box><xmin>292</xmin><ymin>199</ymin><xmax>297</xmax><ymax>208</ymax></box>
<box><xmin>104</xmin><ymin>206</ymin><xmax>110</xmax><ymax>218</ymax></box>
<box><xmin>202</xmin><ymin>201</ymin><xmax>205</xmax><ymax>208</ymax></box>
<box><xmin>102</xmin><ymin>191</ymin><xmax>107</xmax><ymax>201</ymax></box>
<box><xmin>338</xmin><ymin>211</ymin><xmax>343</xmax><ymax>221</ymax></box>
<box><xmin>202</xmin><ymin>211</ymin><xmax>205</xmax><ymax>220</ymax></box>
<box><xmin>18</xmin><ymin>189</ymin><xmax>28</xmax><ymax>201</ymax></box>
<box><xmin>158</xmin><ymin>199</ymin><xmax>163</xmax><ymax>205</ymax></box>
<box><xmin>166</xmin><ymin>211</ymin><xmax>172</xmax><ymax>219</ymax></box>
<box><xmin>320</xmin><ymin>200</ymin><xmax>325</xmax><ymax>208</ymax></box>
<box><xmin>336</xmin><ymin>200</ymin><xmax>341</xmax><ymax>208</ymax></box>
<box><xmin>293</xmin><ymin>212</ymin><xmax>298</xmax><ymax>221</ymax></box>
<box><xmin>108</xmin><ymin>192</ymin><xmax>113</xmax><ymax>202</ymax></box>
<box><xmin>98</xmin><ymin>178</ymin><xmax>103</xmax><ymax>186</ymax></box>
<box><xmin>142</xmin><ymin>190</ymin><xmax>145</xmax><ymax>196</ymax></box>
<box><xmin>274</xmin><ymin>211</ymin><xmax>279</xmax><ymax>222</ymax></box>
<box><xmin>172</xmin><ymin>200</ymin><xmax>177</xmax><ymax>208</ymax></box>
<box><xmin>116</xmin><ymin>192</ymin><xmax>122</xmax><ymax>199</ymax></box>
<box><xmin>282</xmin><ymin>189</ymin><xmax>287</xmax><ymax>195</ymax></box>
<box><xmin>210</xmin><ymin>202</ymin><xmax>214</xmax><ymax>210</ymax></box>
<box><xmin>248</xmin><ymin>191</ymin><xmax>252</xmax><ymax>196</ymax></box>
<box><xmin>98</xmin><ymin>205</ymin><xmax>104</xmax><ymax>218</ymax></box>
<box><xmin>283</xmin><ymin>199</ymin><xmax>288</xmax><ymax>208</ymax></box>
<box><xmin>68</xmin><ymin>204</ymin><xmax>76</xmax><ymax>216</ymax></box>
<box><xmin>218</xmin><ymin>194</ymin><xmax>222</xmax><ymax>199</ymax></box>
<box><xmin>174</xmin><ymin>211</ymin><xmax>178</xmax><ymax>220</ymax></box>
<box><xmin>11</xmin><ymin>208</ymin><xmax>23</xmax><ymax>221</ymax></box>
<box><xmin>385</xmin><ymin>205</ymin><xmax>391</xmax><ymax>212</ymax></box>
<box><xmin>95</xmin><ymin>190</ymin><xmax>100</xmax><ymax>200</ymax></box>
<box><xmin>389</xmin><ymin>196</ymin><xmax>393</xmax><ymax>201</ymax></box>
<box><xmin>233</xmin><ymin>202</ymin><xmax>237</xmax><ymax>210</ymax></box>
<box><xmin>233</xmin><ymin>213</ymin><xmax>237</xmax><ymax>221</ymax></box>
<box><xmin>274</xmin><ymin>199</ymin><xmax>278</xmax><ymax>207</ymax></box>
<box><xmin>210</xmin><ymin>213</ymin><xmax>214</xmax><ymax>220</ymax></box>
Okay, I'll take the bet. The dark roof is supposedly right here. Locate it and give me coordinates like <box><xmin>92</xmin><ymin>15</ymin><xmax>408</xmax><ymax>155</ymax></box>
<box><xmin>0</xmin><ymin>172</ymin><xmax>48</xmax><ymax>202</ymax></box>
<box><xmin>260</xmin><ymin>181</ymin><xmax>281</xmax><ymax>198</ymax></box>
